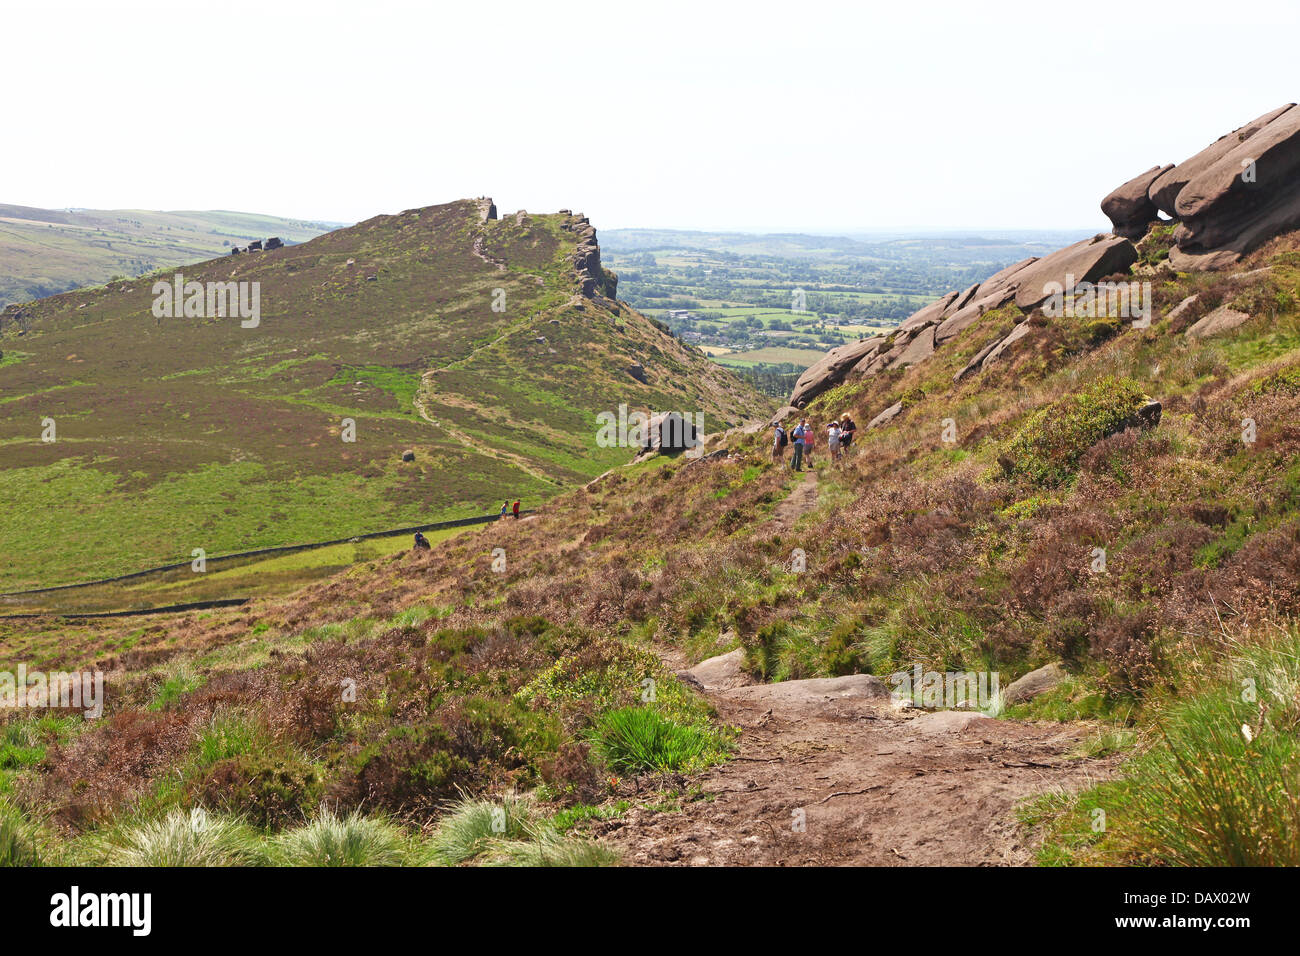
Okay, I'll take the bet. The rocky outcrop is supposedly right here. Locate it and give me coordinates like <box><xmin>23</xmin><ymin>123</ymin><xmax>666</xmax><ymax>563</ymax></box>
<box><xmin>786</xmin><ymin>106</ymin><xmax>1298</xmax><ymax>409</ymax></box>
<box><xmin>790</xmin><ymin>335</ymin><xmax>887</xmax><ymax>406</ymax></box>
<box><xmin>1173</xmin><ymin>107</ymin><xmax>1300</xmax><ymax>264</ymax></box>
<box><xmin>1101</xmin><ymin>164</ymin><xmax>1173</xmax><ymax>239</ymax></box>
<box><xmin>1149</xmin><ymin>105</ymin><xmax>1293</xmax><ymax>217</ymax></box>
<box><xmin>563</xmin><ymin>213</ymin><xmax>617</xmax><ymax>299</ymax></box>
<box><xmin>1011</xmin><ymin>235</ymin><xmax>1139</xmax><ymax>310</ymax></box>
<box><xmin>1141</xmin><ymin>104</ymin><xmax>1300</xmax><ymax>269</ymax></box>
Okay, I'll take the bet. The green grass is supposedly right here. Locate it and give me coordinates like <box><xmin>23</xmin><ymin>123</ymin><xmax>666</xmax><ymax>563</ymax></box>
<box><xmin>590</xmin><ymin>706</ymin><xmax>724</xmax><ymax>774</ymax></box>
<box><xmin>0</xmin><ymin>799</ymin><xmax>49</xmax><ymax>866</ymax></box>
<box><xmin>1030</xmin><ymin>630</ymin><xmax>1300</xmax><ymax>866</ymax></box>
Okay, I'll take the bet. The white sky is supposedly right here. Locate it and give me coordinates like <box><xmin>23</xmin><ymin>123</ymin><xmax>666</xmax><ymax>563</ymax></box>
<box><xmin>6</xmin><ymin>0</ymin><xmax>1298</xmax><ymax>233</ymax></box>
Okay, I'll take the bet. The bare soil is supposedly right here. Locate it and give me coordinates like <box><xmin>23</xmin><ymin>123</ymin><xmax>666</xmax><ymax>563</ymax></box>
<box><xmin>600</xmin><ymin>682</ymin><xmax>1115</xmax><ymax>866</ymax></box>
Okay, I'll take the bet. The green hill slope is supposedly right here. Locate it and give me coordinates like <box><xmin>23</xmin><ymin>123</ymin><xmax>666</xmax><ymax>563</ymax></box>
<box><xmin>0</xmin><ymin>203</ymin><xmax>340</xmax><ymax>306</ymax></box>
<box><xmin>0</xmin><ymin>199</ymin><xmax>771</xmax><ymax>591</ymax></box>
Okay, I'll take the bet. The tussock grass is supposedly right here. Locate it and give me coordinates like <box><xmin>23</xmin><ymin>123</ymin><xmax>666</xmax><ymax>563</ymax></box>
<box><xmin>424</xmin><ymin>793</ymin><xmax>619</xmax><ymax>867</ymax></box>
<box><xmin>0</xmin><ymin>800</ymin><xmax>50</xmax><ymax>867</ymax></box>
<box><xmin>424</xmin><ymin>793</ymin><xmax>534</xmax><ymax>865</ymax></box>
<box><xmin>486</xmin><ymin>829</ymin><xmax>621</xmax><ymax>867</ymax></box>
<box><xmin>1122</xmin><ymin>631</ymin><xmax>1300</xmax><ymax>865</ymax></box>
<box><xmin>82</xmin><ymin>809</ymin><xmax>267</xmax><ymax>867</ymax></box>
<box><xmin>590</xmin><ymin>706</ymin><xmax>719</xmax><ymax>774</ymax></box>
<box><xmin>270</xmin><ymin>809</ymin><xmax>408</xmax><ymax>866</ymax></box>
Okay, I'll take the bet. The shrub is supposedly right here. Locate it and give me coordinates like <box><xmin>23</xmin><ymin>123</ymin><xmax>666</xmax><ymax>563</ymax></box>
<box><xmin>190</xmin><ymin>749</ymin><xmax>323</xmax><ymax>830</ymax></box>
<box><xmin>999</xmin><ymin>376</ymin><xmax>1148</xmax><ymax>487</ymax></box>
<box><xmin>271</xmin><ymin>809</ymin><xmax>408</xmax><ymax>866</ymax></box>
<box><xmin>1253</xmin><ymin>363</ymin><xmax>1300</xmax><ymax>396</ymax></box>
<box><xmin>824</xmin><ymin>619</ymin><xmax>870</xmax><ymax>676</ymax></box>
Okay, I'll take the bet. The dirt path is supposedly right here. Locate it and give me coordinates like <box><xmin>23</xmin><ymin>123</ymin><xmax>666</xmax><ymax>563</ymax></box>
<box><xmin>600</xmin><ymin>679</ymin><xmax>1114</xmax><ymax>866</ymax></box>
<box><xmin>599</xmin><ymin>474</ymin><xmax>1112</xmax><ymax>866</ymax></box>
<box><xmin>770</xmin><ymin>470</ymin><xmax>819</xmax><ymax>533</ymax></box>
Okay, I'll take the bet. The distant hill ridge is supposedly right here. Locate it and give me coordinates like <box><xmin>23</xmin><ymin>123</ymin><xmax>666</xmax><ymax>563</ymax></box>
<box><xmin>0</xmin><ymin>204</ymin><xmax>342</xmax><ymax>307</ymax></box>
<box><xmin>0</xmin><ymin>197</ymin><xmax>770</xmax><ymax>591</ymax></box>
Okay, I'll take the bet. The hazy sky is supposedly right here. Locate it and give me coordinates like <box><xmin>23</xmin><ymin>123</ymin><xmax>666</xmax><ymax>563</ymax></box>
<box><xmin>8</xmin><ymin>0</ymin><xmax>1299</xmax><ymax>233</ymax></box>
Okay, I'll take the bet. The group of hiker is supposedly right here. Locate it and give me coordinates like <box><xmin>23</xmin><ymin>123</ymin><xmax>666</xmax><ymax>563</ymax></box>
<box><xmin>771</xmin><ymin>414</ymin><xmax>856</xmax><ymax>471</ymax></box>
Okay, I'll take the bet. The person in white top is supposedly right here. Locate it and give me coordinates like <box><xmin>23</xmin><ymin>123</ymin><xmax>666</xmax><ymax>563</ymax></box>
<box><xmin>826</xmin><ymin>421</ymin><xmax>842</xmax><ymax>464</ymax></box>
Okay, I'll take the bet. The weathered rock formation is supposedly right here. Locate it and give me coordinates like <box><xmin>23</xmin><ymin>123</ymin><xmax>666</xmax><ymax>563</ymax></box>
<box><xmin>562</xmin><ymin>212</ymin><xmax>617</xmax><ymax>299</ymax></box>
<box><xmin>1105</xmin><ymin>104</ymin><xmax>1300</xmax><ymax>270</ymax></box>
<box><xmin>789</xmin><ymin>106</ymin><xmax>1300</xmax><ymax>409</ymax></box>
<box><xmin>788</xmin><ymin>236</ymin><xmax>1135</xmax><ymax>407</ymax></box>
<box><xmin>1101</xmin><ymin>165</ymin><xmax>1172</xmax><ymax>239</ymax></box>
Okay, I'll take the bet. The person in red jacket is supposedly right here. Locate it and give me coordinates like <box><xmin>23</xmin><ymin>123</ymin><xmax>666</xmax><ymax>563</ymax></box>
<box><xmin>512</xmin><ymin>500</ymin><xmax>521</xmax><ymax>519</ymax></box>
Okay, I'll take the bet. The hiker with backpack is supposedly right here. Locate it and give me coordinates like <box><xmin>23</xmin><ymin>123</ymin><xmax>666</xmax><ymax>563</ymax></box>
<box><xmin>512</xmin><ymin>500</ymin><xmax>521</xmax><ymax>519</ymax></box>
<box><xmin>413</xmin><ymin>531</ymin><xmax>431</xmax><ymax>550</ymax></box>
<box><xmin>802</xmin><ymin>420</ymin><xmax>816</xmax><ymax>468</ymax></box>
<box><xmin>790</xmin><ymin>419</ymin><xmax>808</xmax><ymax>471</ymax></box>
<box><xmin>772</xmin><ymin>422</ymin><xmax>789</xmax><ymax>463</ymax></box>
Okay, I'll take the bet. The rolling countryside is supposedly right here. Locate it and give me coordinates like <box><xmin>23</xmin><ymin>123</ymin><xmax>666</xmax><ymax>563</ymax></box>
<box><xmin>0</xmin><ymin>199</ymin><xmax>770</xmax><ymax>594</ymax></box>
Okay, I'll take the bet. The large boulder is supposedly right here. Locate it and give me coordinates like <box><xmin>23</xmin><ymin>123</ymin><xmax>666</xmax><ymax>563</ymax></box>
<box><xmin>1012</xmin><ymin>234</ymin><xmax>1139</xmax><ymax>311</ymax></box>
<box><xmin>867</xmin><ymin>401</ymin><xmax>903</xmax><ymax>429</ymax></box>
<box><xmin>1148</xmin><ymin>104</ymin><xmax>1294</xmax><ymax>216</ymax></box>
<box><xmin>789</xmin><ymin>335</ymin><xmax>886</xmax><ymax>406</ymax></box>
<box><xmin>1170</xmin><ymin>106</ymin><xmax>1300</xmax><ymax>266</ymax></box>
<box><xmin>1101</xmin><ymin>164</ymin><xmax>1173</xmax><ymax>239</ymax></box>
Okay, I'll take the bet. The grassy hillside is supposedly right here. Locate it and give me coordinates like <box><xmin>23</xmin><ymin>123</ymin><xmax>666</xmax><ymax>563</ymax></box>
<box><xmin>2</xmin><ymin>224</ymin><xmax>1296</xmax><ymax>867</ymax></box>
<box><xmin>0</xmin><ymin>199</ymin><xmax>771</xmax><ymax>592</ymax></box>
<box><xmin>0</xmin><ymin>204</ymin><xmax>339</xmax><ymax>307</ymax></box>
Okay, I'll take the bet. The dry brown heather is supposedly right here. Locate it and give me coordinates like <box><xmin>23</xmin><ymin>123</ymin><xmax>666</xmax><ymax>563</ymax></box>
<box><xmin>0</xmin><ymin>199</ymin><xmax>769</xmax><ymax>591</ymax></box>
<box><xmin>1</xmin><ymin>226</ymin><xmax>1298</xmax><ymax>845</ymax></box>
